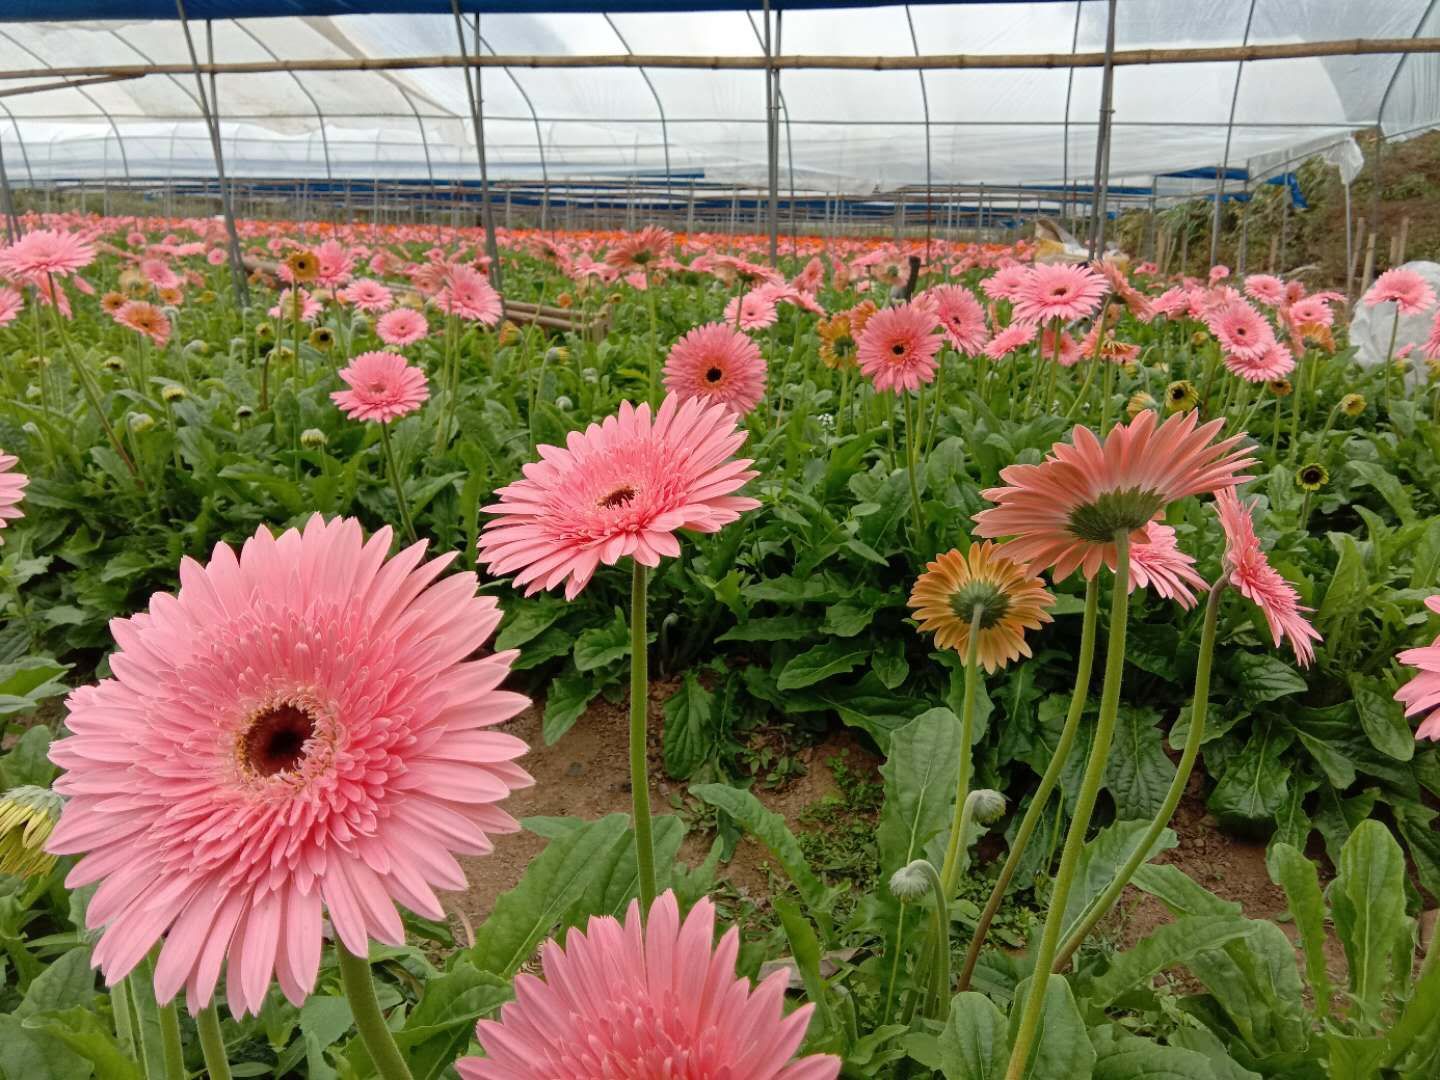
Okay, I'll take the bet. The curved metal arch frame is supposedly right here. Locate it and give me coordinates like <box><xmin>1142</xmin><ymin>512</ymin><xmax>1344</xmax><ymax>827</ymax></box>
<box><xmin>904</xmin><ymin>4</ymin><xmax>933</xmax><ymax>259</ymax></box>
<box><xmin>449</xmin><ymin>0</ymin><xmax>500</xmax><ymax>283</ymax></box>
<box><xmin>1209</xmin><ymin>0</ymin><xmax>1258</xmax><ymax>268</ymax></box>
<box><xmin>603</xmin><ymin>14</ymin><xmax>671</xmax><ymax>228</ymax></box>
<box><xmin>0</xmin><ymin>28</ymin><xmax>131</xmax><ymax>180</ymax></box>
<box><xmin>474</xmin><ymin>24</ymin><xmax>550</xmax><ymax>233</ymax></box>
<box><xmin>229</xmin><ymin>20</ymin><xmax>333</xmax><ymax>180</ymax></box>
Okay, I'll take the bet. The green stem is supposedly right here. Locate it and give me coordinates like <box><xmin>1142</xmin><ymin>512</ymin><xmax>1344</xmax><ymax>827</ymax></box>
<box><xmin>1099</xmin><ymin>360</ymin><xmax>1116</xmax><ymax>434</ymax></box>
<box><xmin>957</xmin><ymin>577</ymin><xmax>1100</xmax><ymax>991</ymax></box>
<box><xmin>196</xmin><ymin>1002</ymin><xmax>233</xmax><ymax>1080</ymax></box>
<box><xmin>911</xmin><ymin>860</ymin><xmax>951</xmax><ymax>1020</ymax></box>
<box><xmin>1053</xmin><ymin>577</ymin><xmax>1224</xmax><ymax>970</ymax></box>
<box><xmin>109</xmin><ymin>981</ymin><xmax>136</xmax><ymax>1061</ymax></box>
<box><xmin>156</xmin><ymin>995</ymin><xmax>185</xmax><ymax>1080</ymax></box>
<box><xmin>1066</xmin><ymin>359</ymin><xmax>1100</xmax><ymax>422</ymax></box>
<box><xmin>377</xmin><ymin>422</ymin><xmax>418</xmax><ymax>545</ymax></box>
<box><xmin>939</xmin><ymin>605</ymin><xmax>985</xmax><ymax>897</ymax></box>
<box><xmin>1005</xmin><ymin>529</ymin><xmax>1131</xmax><ymax>1080</ymax></box>
<box><xmin>645</xmin><ymin>276</ymin><xmax>660</xmax><ymax>407</ymax></box>
<box><xmin>629</xmin><ymin>561</ymin><xmax>657</xmax><ymax>912</ymax></box>
<box><xmin>903</xmin><ymin>392</ymin><xmax>925</xmax><ymax>542</ymax></box>
<box><xmin>1384</xmin><ymin>307</ymin><xmax>1399</xmax><ymax>416</ymax></box>
<box><xmin>336</xmin><ymin>943</ymin><xmax>414</xmax><ymax>1080</ymax></box>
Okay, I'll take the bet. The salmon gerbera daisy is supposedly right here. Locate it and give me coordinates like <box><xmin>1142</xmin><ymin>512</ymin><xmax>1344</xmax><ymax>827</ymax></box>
<box><xmin>1214</xmin><ymin>486</ymin><xmax>1321</xmax><ymax>666</ymax></box>
<box><xmin>331</xmin><ymin>351</ymin><xmax>429</xmax><ymax>423</ymax></box>
<box><xmin>45</xmin><ymin>516</ymin><xmax>532</xmax><ymax>1016</ymax></box>
<box><xmin>663</xmin><ymin>322</ymin><xmax>767</xmax><ymax>416</ymax></box>
<box><xmin>1129</xmin><ymin>521</ymin><xmax>1207</xmax><ymax>609</ymax></box>
<box><xmin>924</xmin><ymin>284</ymin><xmax>989</xmax><ymax>354</ymax></box>
<box><xmin>0</xmin><ymin>449</ymin><xmax>28</xmax><ymax>542</ymax></box>
<box><xmin>478</xmin><ymin>394</ymin><xmax>760</xmax><ymax>599</ymax></box>
<box><xmin>856</xmin><ymin>302</ymin><xmax>943</xmax><ymax>393</ymax></box>
<box><xmin>456</xmin><ymin>891</ymin><xmax>839</xmax><ymax>1080</ymax></box>
<box><xmin>0</xmin><ymin>228</ymin><xmax>95</xmax><ymax>280</ymax></box>
<box><xmin>973</xmin><ymin>411</ymin><xmax>1255</xmax><ymax>581</ymax></box>
<box><xmin>908</xmin><ymin>542</ymin><xmax>1055</xmax><ymax>673</ymax></box>
<box><xmin>1011</xmin><ymin>263</ymin><xmax>1107</xmax><ymax>325</ymax></box>
<box><xmin>1395</xmin><ymin>596</ymin><xmax>1440</xmax><ymax>741</ymax></box>
<box><xmin>1364</xmin><ymin>268</ymin><xmax>1436</xmax><ymax>317</ymax></box>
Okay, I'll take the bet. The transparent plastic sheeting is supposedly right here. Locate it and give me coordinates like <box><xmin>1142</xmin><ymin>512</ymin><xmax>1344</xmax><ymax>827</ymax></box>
<box><xmin>0</xmin><ymin>0</ymin><xmax>1437</xmax><ymax>193</ymax></box>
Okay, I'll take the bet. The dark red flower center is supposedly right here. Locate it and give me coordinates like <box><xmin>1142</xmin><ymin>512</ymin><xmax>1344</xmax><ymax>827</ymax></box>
<box><xmin>242</xmin><ymin>704</ymin><xmax>316</xmax><ymax>777</ymax></box>
<box><xmin>705</xmin><ymin>367</ymin><xmax>724</xmax><ymax>383</ymax></box>
<box><xmin>891</xmin><ymin>342</ymin><xmax>907</xmax><ymax>357</ymax></box>
<box><xmin>598</xmin><ymin>485</ymin><xmax>636</xmax><ymax>510</ymax></box>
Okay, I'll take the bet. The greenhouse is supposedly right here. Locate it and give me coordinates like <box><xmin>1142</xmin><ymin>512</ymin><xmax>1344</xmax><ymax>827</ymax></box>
<box><xmin>1</xmin><ymin>2</ymin><xmax>1439</xmax><ymax>1079</ymax></box>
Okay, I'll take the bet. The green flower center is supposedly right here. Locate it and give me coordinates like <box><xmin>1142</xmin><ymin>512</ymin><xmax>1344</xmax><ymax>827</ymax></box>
<box><xmin>1065</xmin><ymin>487</ymin><xmax>1166</xmax><ymax>543</ymax></box>
<box><xmin>948</xmin><ymin>581</ymin><xmax>1012</xmax><ymax>630</ymax></box>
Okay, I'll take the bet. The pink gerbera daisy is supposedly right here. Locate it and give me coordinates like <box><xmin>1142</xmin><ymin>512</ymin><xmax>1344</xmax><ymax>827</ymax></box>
<box><xmin>984</xmin><ymin>320</ymin><xmax>1037</xmax><ymax>360</ymax></box>
<box><xmin>1287</xmin><ymin>295</ymin><xmax>1335</xmax><ymax>330</ymax></box>
<box><xmin>478</xmin><ymin>395</ymin><xmax>760</xmax><ymax>600</ymax></box>
<box><xmin>1205</xmin><ymin>299</ymin><xmax>1275</xmax><ymax>362</ymax></box>
<box><xmin>456</xmin><ymin>891</ymin><xmax>839</xmax><ymax>1080</ymax></box>
<box><xmin>1395</xmin><ymin>596</ymin><xmax>1440</xmax><ymax>740</ymax></box>
<box><xmin>1011</xmin><ymin>264</ymin><xmax>1108</xmax><ymax>324</ymax></box>
<box><xmin>1424</xmin><ymin>311</ymin><xmax>1440</xmax><ymax>361</ymax></box>
<box><xmin>1243</xmin><ymin>274</ymin><xmax>1287</xmax><ymax>307</ymax></box>
<box><xmin>0</xmin><ymin>228</ymin><xmax>95</xmax><ymax>280</ymax></box>
<box><xmin>664</xmin><ymin>322</ymin><xmax>767</xmax><ymax>416</ymax></box>
<box><xmin>1224</xmin><ymin>340</ymin><xmax>1295</xmax><ymax>383</ymax></box>
<box><xmin>605</xmin><ymin>225</ymin><xmax>675</xmax><ymax>272</ymax></box>
<box><xmin>339</xmin><ymin>278</ymin><xmax>394</xmax><ymax>314</ymax></box>
<box><xmin>0</xmin><ymin>449</ymin><xmax>28</xmax><ymax>542</ymax></box>
<box><xmin>436</xmin><ymin>265</ymin><xmax>502</xmax><ymax>325</ymax></box>
<box><xmin>376</xmin><ymin>308</ymin><xmax>429</xmax><ymax>347</ymax></box>
<box><xmin>974</xmin><ymin>411</ymin><xmax>1255</xmax><ymax>582</ymax></box>
<box><xmin>1214</xmin><ymin>486</ymin><xmax>1321</xmax><ymax>666</ymax></box>
<box><xmin>140</xmin><ymin>257</ymin><xmax>180</xmax><ymax>291</ymax></box>
<box><xmin>269</xmin><ymin>287</ymin><xmax>321</xmax><ymax>323</ymax></box>
<box><xmin>856</xmin><ymin>302</ymin><xmax>943</xmax><ymax>393</ymax></box>
<box><xmin>1129</xmin><ymin>521</ymin><xmax>1207</xmax><ymax>609</ymax></box>
<box><xmin>980</xmin><ymin>262</ymin><xmax>1030</xmax><ymax>302</ymax></box>
<box><xmin>1041</xmin><ymin>326</ymin><xmax>1083</xmax><ymax>367</ymax></box>
<box><xmin>331</xmin><ymin>351</ymin><xmax>429</xmax><ymax>423</ymax></box>
<box><xmin>0</xmin><ymin>286</ymin><xmax>22</xmax><ymax>328</ymax></box>
<box><xmin>45</xmin><ymin>516</ymin><xmax>531</xmax><ymax>1016</ymax></box>
<box><xmin>1364</xmin><ymin>268</ymin><xmax>1436</xmax><ymax>317</ymax></box>
<box><xmin>724</xmin><ymin>289</ymin><xmax>779</xmax><ymax>331</ymax></box>
<box><xmin>925</xmin><ymin>284</ymin><xmax>989</xmax><ymax>354</ymax></box>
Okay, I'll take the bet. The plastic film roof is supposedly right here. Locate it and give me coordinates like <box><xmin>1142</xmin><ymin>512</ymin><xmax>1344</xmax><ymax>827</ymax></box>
<box><xmin>1</xmin><ymin>1</ymin><xmax>1437</xmax><ymax>194</ymax></box>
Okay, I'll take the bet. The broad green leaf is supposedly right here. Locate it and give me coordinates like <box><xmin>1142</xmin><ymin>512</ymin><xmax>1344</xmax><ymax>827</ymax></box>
<box><xmin>1167</xmin><ymin>1028</ymin><xmax>1262</xmax><ymax>1080</ymax></box>
<box><xmin>1090</xmin><ymin>1029</ymin><xmax>1223</xmax><ymax>1080</ymax></box>
<box><xmin>0</xmin><ymin>1014</ymin><xmax>89</xmax><ymax>1080</ymax></box>
<box><xmin>689</xmin><ymin>784</ymin><xmax>829</xmax><ymax>910</ymax></box>
<box><xmin>1208</xmin><ymin>722</ymin><xmax>1292</xmax><ymax>825</ymax></box>
<box><xmin>542</xmin><ymin>673</ymin><xmax>601</xmax><ymax>745</ymax></box>
<box><xmin>494</xmin><ymin>595</ymin><xmax>568</xmax><ymax>651</ymax></box>
<box><xmin>1084</xmin><ymin>915</ymin><xmax>1259</xmax><ymax>1008</ymax></box>
<box><xmin>470</xmin><ymin>814</ymin><xmax>629</xmax><ymax>976</ymax></box>
<box><xmin>872</xmin><ymin>637</ymin><xmax>909</xmax><ymax>690</ymax></box>
<box><xmin>395</xmin><ymin>960</ymin><xmax>511</xmax><ymax>1080</ymax></box>
<box><xmin>1314</xmin><ymin>785</ymin><xmax>1379</xmax><ymax>865</ymax></box>
<box><xmin>1131</xmin><ymin>863</ymin><xmax>1241</xmax><ymax>918</ymax></box>
<box><xmin>1325</xmin><ymin>1033</ymin><xmax>1388</xmax><ymax>1080</ymax></box>
<box><xmin>773</xmin><ymin>899</ymin><xmax>834</xmax><ymax>1037</ymax></box>
<box><xmin>1182</xmin><ymin>919</ymin><xmax>1309</xmax><ymax>1058</ymax></box>
<box><xmin>0</xmin><ymin>726</ymin><xmax>58</xmax><ymax>788</ymax></box>
<box><xmin>527</xmin><ymin>814</ymin><xmax>686</xmax><ymax>924</ymax></box>
<box><xmin>1061</xmin><ymin>821</ymin><xmax>1178</xmax><ymax>942</ymax></box>
<box><xmin>936</xmin><ymin>992</ymin><xmax>1008</xmax><ymax>1080</ymax></box>
<box><xmin>0</xmin><ymin>658</ymin><xmax>71</xmax><ymax>721</ymax></box>
<box><xmin>776</xmin><ymin>641</ymin><xmax>869</xmax><ymax>690</ymax></box>
<box><xmin>1349</xmin><ymin>459</ymin><xmax>1416</xmax><ymax>522</ymax></box>
<box><xmin>1104</xmin><ymin>706</ymin><xmax>1176</xmax><ymax>820</ymax></box>
<box><xmin>715</xmin><ymin>616</ymin><xmax>814</xmax><ymax>643</ymax></box>
<box><xmin>572</xmin><ymin>609</ymin><xmax>630</xmax><ymax>672</ymax></box>
<box><xmin>1006</xmin><ymin>975</ymin><xmax>1095</xmax><ymax>1080</ymax></box>
<box><xmin>1232</xmin><ymin>652</ymin><xmax>1307</xmax><ymax>707</ymax></box>
<box><xmin>1331</xmin><ymin>819</ymin><xmax>1408</xmax><ymax>1021</ymax></box>
<box><xmin>876</xmin><ymin>708</ymin><xmax>962</xmax><ymax>878</ymax></box>
<box><xmin>1267</xmin><ymin>774</ymin><xmax>1317</xmax><ymax>863</ymax></box>
<box><xmin>1350</xmin><ymin>674</ymin><xmax>1414</xmax><ymax>761</ymax></box>
<box><xmin>1318</xmin><ymin>535</ymin><xmax>1367</xmax><ymax>630</ymax></box>
<box><xmin>662</xmin><ymin>672</ymin><xmax>716</xmax><ymax>780</ymax></box>
<box><xmin>17</xmin><ymin>949</ymin><xmax>97</xmax><ymax>1018</ymax></box>
<box><xmin>1265</xmin><ymin>843</ymin><xmax>1333</xmax><ymax>1019</ymax></box>
<box><xmin>19</xmin><ymin>1008</ymin><xmax>143</xmax><ymax>1080</ymax></box>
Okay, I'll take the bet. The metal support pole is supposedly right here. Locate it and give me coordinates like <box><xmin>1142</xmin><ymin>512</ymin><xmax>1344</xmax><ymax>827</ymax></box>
<box><xmin>176</xmin><ymin>5</ymin><xmax>247</xmax><ymax>307</ymax></box>
<box><xmin>0</xmin><ymin>127</ymin><xmax>18</xmax><ymax>242</ymax></box>
<box><xmin>1344</xmin><ymin>181</ymin><xmax>1355</xmax><ymax>300</ymax></box>
<box><xmin>1238</xmin><ymin>179</ymin><xmax>1250</xmax><ymax>273</ymax></box>
<box><xmin>904</xmin><ymin>5</ymin><xmax>933</xmax><ymax>262</ymax></box>
<box><xmin>762</xmin><ymin>0</ymin><xmax>780</xmax><ymax>265</ymax></box>
<box><xmin>1088</xmin><ymin>0</ymin><xmax>1119</xmax><ymax>258</ymax></box>
<box><xmin>451</xmin><ymin>0</ymin><xmax>502</xmax><ymax>286</ymax></box>
<box><xmin>1211</xmin><ymin>0</ymin><xmax>1257</xmax><ymax>267</ymax></box>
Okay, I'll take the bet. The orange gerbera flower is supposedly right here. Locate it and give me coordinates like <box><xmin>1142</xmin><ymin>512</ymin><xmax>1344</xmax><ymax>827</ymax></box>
<box><xmin>909</xmin><ymin>542</ymin><xmax>1054</xmax><ymax>673</ymax></box>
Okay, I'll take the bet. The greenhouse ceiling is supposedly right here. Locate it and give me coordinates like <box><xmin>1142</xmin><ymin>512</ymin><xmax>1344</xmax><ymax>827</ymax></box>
<box><xmin>0</xmin><ymin>1</ymin><xmax>1436</xmax><ymax>194</ymax></box>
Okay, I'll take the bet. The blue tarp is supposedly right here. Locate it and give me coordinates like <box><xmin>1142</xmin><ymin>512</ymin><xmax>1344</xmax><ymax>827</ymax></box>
<box><xmin>5</xmin><ymin>0</ymin><xmax>1054</xmax><ymax>22</ymax></box>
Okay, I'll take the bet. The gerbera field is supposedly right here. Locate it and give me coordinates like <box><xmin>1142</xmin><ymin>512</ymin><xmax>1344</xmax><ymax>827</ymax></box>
<box><xmin>2</xmin><ymin>213</ymin><xmax>1439</xmax><ymax>1080</ymax></box>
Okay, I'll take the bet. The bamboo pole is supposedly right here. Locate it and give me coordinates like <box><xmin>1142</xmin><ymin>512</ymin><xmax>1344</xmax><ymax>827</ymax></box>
<box><xmin>1398</xmin><ymin>214</ymin><xmax>1411</xmax><ymax>263</ymax></box>
<box><xmin>4</xmin><ymin>38</ymin><xmax>1440</xmax><ymax>82</ymax></box>
<box><xmin>1349</xmin><ymin>215</ymin><xmax>1366</xmax><ymax>302</ymax></box>
<box><xmin>1362</xmin><ymin>232</ymin><xmax>1378</xmax><ymax>292</ymax></box>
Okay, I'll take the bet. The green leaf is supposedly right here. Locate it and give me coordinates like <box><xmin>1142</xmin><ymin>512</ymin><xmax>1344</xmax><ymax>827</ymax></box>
<box><xmin>470</xmin><ymin>814</ymin><xmax>629</xmax><ymax>976</ymax></box>
<box><xmin>1061</xmin><ymin>821</ymin><xmax>1178</xmax><ymax>942</ymax></box>
<box><xmin>0</xmin><ymin>658</ymin><xmax>71</xmax><ymax>721</ymax></box>
<box><xmin>526</xmin><ymin>814</ymin><xmax>687</xmax><ymax>924</ymax></box>
<box><xmin>872</xmin><ymin>637</ymin><xmax>909</xmax><ymax>690</ymax></box>
<box><xmin>876</xmin><ymin>708</ymin><xmax>962</xmax><ymax>878</ymax></box>
<box><xmin>1167</xmin><ymin>1028</ymin><xmax>1263</xmax><ymax>1080</ymax></box>
<box><xmin>0</xmin><ymin>725</ymin><xmax>58</xmax><ymax>787</ymax></box>
<box><xmin>495</xmin><ymin>596</ymin><xmax>568</xmax><ymax>651</ymax></box>
<box><xmin>17</xmin><ymin>948</ymin><xmax>97</xmax><ymax>1018</ymax></box>
<box><xmin>0</xmin><ymin>1014</ymin><xmax>89</xmax><ymax>1080</ymax></box>
<box><xmin>1091</xmin><ymin>1030</ymin><xmax>1223</xmax><ymax>1080</ymax></box>
<box><xmin>1232</xmin><ymin>652</ymin><xmax>1307</xmax><ymax>706</ymax></box>
<box><xmin>1324</xmin><ymin>1033</ymin><xmax>1389</xmax><ymax>1080</ymax></box>
<box><xmin>1006</xmin><ymin>975</ymin><xmax>1095</xmax><ymax>1080</ymax></box>
<box><xmin>395</xmin><ymin>959</ymin><xmax>511</xmax><ymax>1080</ymax></box>
<box><xmin>1318</xmin><ymin>535</ymin><xmax>1368</xmax><ymax>630</ymax></box>
<box><xmin>542</xmin><ymin>673</ymin><xmax>601</xmax><ymax>745</ymax></box>
<box><xmin>1104</xmin><ymin>706</ymin><xmax>1176</xmax><ymax>820</ymax></box>
<box><xmin>715</xmin><ymin>616</ymin><xmax>814</xmax><ymax>643</ymax></box>
<box><xmin>776</xmin><ymin>641</ymin><xmax>869</xmax><ymax>690</ymax></box>
<box><xmin>936</xmin><ymin>992</ymin><xmax>1009</xmax><ymax>1080</ymax></box>
<box><xmin>1208</xmin><ymin>722</ymin><xmax>1292</xmax><ymax>826</ymax></box>
<box><xmin>1267</xmin><ymin>774</ymin><xmax>1317</xmax><ymax>861</ymax></box>
<box><xmin>1084</xmin><ymin>915</ymin><xmax>1258</xmax><ymax>1008</ymax></box>
<box><xmin>1349</xmin><ymin>459</ymin><xmax>1416</xmax><ymax>522</ymax></box>
<box><xmin>662</xmin><ymin>672</ymin><xmax>716</xmax><ymax>780</ymax></box>
<box><xmin>1330</xmin><ymin>819</ymin><xmax>1408</xmax><ymax>1021</ymax></box>
<box><xmin>1350</xmin><ymin>674</ymin><xmax>1414</xmax><ymax>761</ymax></box>
<box><xmin>19</xmin><ymin>1007</ymin><xmax>143</xmax><ymax>1080</ymax></box>
<box><xmin>1265</xmin><ymin>843</ymin><xmax>1333</xmax><ymax>1019</ymax></box>
<box><xmin>773</xmin><ymin>899</ymin><xmax>834</xmax><ymax>1037</ymax></box>
<box><xmin>573</xmin><ymin>608</ymin><xmax>631</xmax><ymax>672</ymax></box>
<box><xmin>689</xmin><ymin>784</ymin><xmax>829</xmax><ymax>910</ymax></box>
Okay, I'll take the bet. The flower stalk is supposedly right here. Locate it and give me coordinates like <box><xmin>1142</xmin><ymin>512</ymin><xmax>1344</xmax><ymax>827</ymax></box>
<box><xmin>939</xmin><ymin>604</ymin><xmax>984</xmax><ymax>897</ymax></box>
<box><xmin>377</xmin><ymin>422</ymin><xmax>417</xmax><ymax>545</ymax></box>
<box><xmin>336</xmin><ymin>943</ymin><xmax>415</xmax><ymax>1080</ymax></box>
<box><xmin>630</xmin><ymin>561</ymin><xmax>657</xmax><ymax>912</ymax></box>
<box><xmin>196</xmin><ymin>1002</ymin><xmax>234</xmax><ymax>1080</ymax></box>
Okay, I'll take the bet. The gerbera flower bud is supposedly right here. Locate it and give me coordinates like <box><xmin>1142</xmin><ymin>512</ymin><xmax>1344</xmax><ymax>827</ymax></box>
<box><xmin>300</xmin><ymin>428</ymin><xmax>328</xmax><ymax>449</ymax></box>
<box><xmin>909</xmin><ymin>542</ymin><xmax>1055</xmax><ymax>673</ymax></box>
<box><xmin>554</xmin><ymin>395</ymin><xmax>573</xmax><ymax>411</ymax></box>
<box><xmin>128</xmin><ymin>412</ymin><xmax>155</xmax><ymax>434</ymax></box>
<box><xmin>1268</xmin><ymin>378</ymin><xmax>1294</xmax><ymax>397</ymax></box>
<box><xmin>0</xmin><ymin>786</ymin><xmax>63</xmax><ymax>879</ymax></box>
<box><xmin>554</xmin><ymin>291</ymin><xmax>573</xmax><ymax>308</ymax></box>
<box><xmin>285</xmin><ymin>250</ymin><xmax>319</xmax><ymax>283</ymax></box>
<box><xmin>1164</xmin><ymin>379</ymin><xmax>1199</xmax><ymax>413</ymax></box>
<box><xmin>497</xmin><ymin>320</ymin><xmax>520</xmax><ymax>347</ymax></box>
<box><xmin>184</xmin><ymin>339</ymin><xmax>209</xmax><ymax>357</ymax></box>
<box><xmin>1297</xmin><ymin>463</ymin><xmax>1329</xmax><ymax>491</ymax></box>
<box><xmin>255</xmin><ymin>321</ymin><xmax>274</xmax><ymax>342</ymax></box>
<box><xmin>235</xmin><ymin>404</ymin><xmax>255</xmax><ymax>420</ymax></box>
<box><xmin>889</xmin><ymin>859</ymin><xmax>937</xmax><ymax>900</ymax></box>
<box><xmin>199</xmin><ymin>290</ymin><xmax>216</xmax><ymax>304</ymax></box>
<box><xmin>967</xmin><ymin>789</ymin><xmax>1008</xmax><ymax>826</ymax></box>
<box><xmin>161</xmin><ymin>385</ymin><xmax>187</xmax><ymax>403</ymax></box>
<box><xmin>308</xmin><ymin>327</ymin><xmax>335</xmax><ymax>352</ymax></box>
<box><xmin>1339</xmin><ymin>393</ymin><xmax>1366</xmax><ymax>417</ymax></box>
<box><xmin>1127</xmin><ymin>391</ymin><xmax>1157</xmax><ymax>419</ymax></box>
<box><xmin>545</xmin><ymin>346</ymin><xmax>570</xmax><ymax>364</ymax></box>
<box><xmin>1191</xmin><ymin>330</ymin><xmax>1210</xmax><ymax>348</ymax></box>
